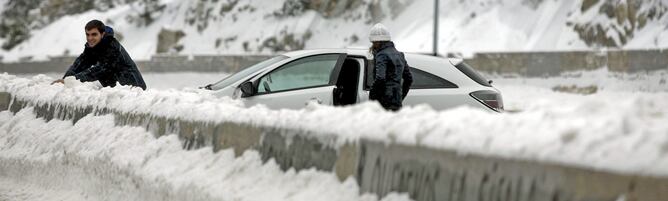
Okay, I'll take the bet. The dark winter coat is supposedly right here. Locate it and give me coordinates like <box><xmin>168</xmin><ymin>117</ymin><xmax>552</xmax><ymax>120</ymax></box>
<box><xmin>64</xmin><ymin>26</ymin><xmax>146</xmax><ymax>90</ymax></box>
<box><xmin>369</xmin><ymin>41</ymin><xmax>413</xmax><ymax>111</ymax></box>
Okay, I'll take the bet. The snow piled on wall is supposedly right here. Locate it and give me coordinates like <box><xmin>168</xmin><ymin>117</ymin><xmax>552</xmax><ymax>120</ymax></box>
<box><xmin>0</xmin><ymin>108</ymin><xmax>409</xmax><ymax>201</ymax></box>
<box><xmin>1</xmin><ymin>73</ymin><xmax>668</xmax><ymax>177</ymax></box>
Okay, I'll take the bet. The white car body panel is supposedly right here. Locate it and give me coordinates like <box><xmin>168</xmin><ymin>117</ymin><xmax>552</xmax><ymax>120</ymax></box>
<box><xmin>209</xmin><ymin>48</ymin><xmax>502</xmax><ymax>112</ymax></box>
<box><xmin>244</xmin><ymin>86</ymin><xmax>335</xmax><ymax>109</ymax></box>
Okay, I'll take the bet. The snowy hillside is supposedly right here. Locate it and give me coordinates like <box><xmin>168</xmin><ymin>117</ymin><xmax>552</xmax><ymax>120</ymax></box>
<box><xmin>1</xmin><ymin>0</ymin><xmax>668</xmax><ymax>62</ymax></box>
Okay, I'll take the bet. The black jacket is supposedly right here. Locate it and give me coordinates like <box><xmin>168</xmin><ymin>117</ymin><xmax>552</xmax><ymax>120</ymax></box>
<box><xmin>64</xmin><ymin>26</ymin><xmax>146</xmax><ymax>90</ymax></box>
<box><xmin>369</xmin><ymin>42</ymin><xmax>413</xmax><ymax>110</ymax></box>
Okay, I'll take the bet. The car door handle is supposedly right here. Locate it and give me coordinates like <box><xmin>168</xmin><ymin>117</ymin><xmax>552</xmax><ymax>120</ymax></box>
<box><xmin>306</xmin><ymin>98</ymin><xmax>322</xmax><ymax>105</ymax></box>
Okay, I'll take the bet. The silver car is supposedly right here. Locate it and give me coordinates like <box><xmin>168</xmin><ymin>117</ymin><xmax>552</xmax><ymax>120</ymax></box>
<box><xmin>206</xmin><ymin>49</ymin><xmax>503</xmax><ymax>112</ymax></box>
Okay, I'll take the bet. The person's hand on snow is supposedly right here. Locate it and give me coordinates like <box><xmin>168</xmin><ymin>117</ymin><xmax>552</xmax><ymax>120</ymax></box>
<box><xmin>51</xmin><ymin>79</ymin><xmax>64</xmax><ymax>84</ymax></box>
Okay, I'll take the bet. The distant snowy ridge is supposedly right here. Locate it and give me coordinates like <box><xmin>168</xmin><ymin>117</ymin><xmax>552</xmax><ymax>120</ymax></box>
<box><xmin>1</xmin><ymin>0</ymin><xmax>668</xmax><ymax>62</ymax></box>
<box><xmin>2</xmin><ymin>73</ymin><xmax>668</xmax><ymax>176</ymax></box>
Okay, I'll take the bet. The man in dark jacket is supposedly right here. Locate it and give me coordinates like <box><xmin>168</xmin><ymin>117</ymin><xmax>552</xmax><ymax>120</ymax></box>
<box><xmin>53</xmin><ymin>20</ymin><xmax>146</xmax><ymax>90</ymax></box>
<box><xmin>368</xmin><ymin>23</ymin><xmax>413</xmax><ymax>111</ymax></box>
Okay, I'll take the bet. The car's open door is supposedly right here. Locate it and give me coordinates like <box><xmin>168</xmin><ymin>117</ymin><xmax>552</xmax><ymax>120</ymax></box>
<box><xmin>240</xmin><ymin>54</ymin><xmax>346</xmax><ymax>110</ymax></box>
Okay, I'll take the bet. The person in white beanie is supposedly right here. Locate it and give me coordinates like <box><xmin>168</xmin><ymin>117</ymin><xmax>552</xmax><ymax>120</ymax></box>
<box><xmin>368</xmin><ymin>23</ymin><xmax>413</xmax><ymax>111</ymax></box>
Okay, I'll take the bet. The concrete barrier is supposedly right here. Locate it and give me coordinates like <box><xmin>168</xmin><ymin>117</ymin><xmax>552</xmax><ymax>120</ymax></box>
<box><xmin>355</xmin><ymin>142</ymin><xmax>668</xmax><ymax>201</ymax></box>
<box><xmin>2</xmin><ymin>50</ymin><xmax>668</xmax><ymax>76</ymax></box>
<box><xmin>1</xmin><ymin>92</ymin><xmax>667</xmax><ymax>201</ymax></box>
<box><xmin>0</xmin><ymin>55</ymin><xmax>273</xmax><ymax>74</ymax></box>
<box><xmin>464</xmin><ymin>49</ymin><xmax>668</xmax><ymax>76</ymax></box>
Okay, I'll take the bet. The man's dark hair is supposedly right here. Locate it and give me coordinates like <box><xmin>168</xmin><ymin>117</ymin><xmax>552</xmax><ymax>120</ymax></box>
<box><xmin>85</xmin><ymin>20</ymin><xmax>105</xmax><ymax>33</ymax></box>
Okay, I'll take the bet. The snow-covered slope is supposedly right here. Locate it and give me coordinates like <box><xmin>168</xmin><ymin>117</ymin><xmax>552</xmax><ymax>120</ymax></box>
<box><xmin>1</xmin><ymin>0</ymin><xmax>668</xmax><ymax>62</ymax></box>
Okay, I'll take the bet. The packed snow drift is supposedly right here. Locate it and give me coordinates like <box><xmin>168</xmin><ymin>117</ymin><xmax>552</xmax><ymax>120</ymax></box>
<box><xmin>2</xmin><ymin>73</ymin><xmax>668</xmax><ymax>177</ymax></box>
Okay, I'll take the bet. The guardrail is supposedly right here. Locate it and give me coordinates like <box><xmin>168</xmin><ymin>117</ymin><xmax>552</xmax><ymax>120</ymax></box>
<box><xmin>1</xmin><ymin>91</ymin><xmax>666</xmax><ymax>201</ymax></box>
<box><xmin>0</xmin><ymin>55</ymin><xmax>273</xmax><ymax>74</ymax></box>
<box><xmin>465</xmin><ymin>49</ymin><xmax>668</xmax><ymax>76</ymax></box>
<box><xmin>2</xmin><ymin>49</ymin><xmax>667</xmax><ymax>76</ymax></box>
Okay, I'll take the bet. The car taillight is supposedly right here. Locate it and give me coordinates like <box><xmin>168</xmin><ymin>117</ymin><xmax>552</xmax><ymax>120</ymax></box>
<box><xmin>470</xmin><ymin>90</ymin><xmax>504</xmax><ymax>112</ymax></box>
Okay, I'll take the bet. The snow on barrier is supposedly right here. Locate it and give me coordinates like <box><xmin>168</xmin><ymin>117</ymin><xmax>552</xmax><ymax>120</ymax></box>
<box><xmin>1</xmin><ymin>75</ymin><xmax>668</xmax><ymax>201</ymax></box>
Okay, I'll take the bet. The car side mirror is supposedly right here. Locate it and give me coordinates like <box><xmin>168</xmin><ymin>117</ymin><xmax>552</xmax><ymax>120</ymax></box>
<box><xmin>239</xmin><ymin>81</ymin><xmax>255</xmax><ymax>97</ymax></box>
<box><xmin>199</xmin><ymin>84</ymin><xmax>213</xmax><ymax>90</ymax></box>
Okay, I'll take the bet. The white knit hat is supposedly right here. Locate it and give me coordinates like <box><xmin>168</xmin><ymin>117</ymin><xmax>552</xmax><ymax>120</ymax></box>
<box><xmin>369</xmin><ymin>23</ymin><xmax>391</xmax><ymax>42</ymax></box>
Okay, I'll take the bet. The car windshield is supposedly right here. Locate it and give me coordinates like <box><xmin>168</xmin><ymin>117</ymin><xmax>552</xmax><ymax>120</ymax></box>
<box><xmin>210</xmin><ymin>55</ymin><xmax>289</xmax><ymax>90</ymax></box>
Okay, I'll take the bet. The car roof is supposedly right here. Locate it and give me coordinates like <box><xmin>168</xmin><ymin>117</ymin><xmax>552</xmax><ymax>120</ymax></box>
<box><xmin>280</xmin><ymin>48</ymin><xmax>462</xmax><ymax>65</ymax></box>
<box><xmin>281</xmin><ymin>48</ymin><xmax>365</xmax><ymax>58</ymax></box>
<box><xmin>280</xmin><ymin>48</ymin><xmax>481</xmax><ymax>88</ymax></box>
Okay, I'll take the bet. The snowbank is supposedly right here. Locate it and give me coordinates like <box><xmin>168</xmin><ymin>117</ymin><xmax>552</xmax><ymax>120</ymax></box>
<box><xmin>1</xmin><ymin>73</ymin><xmax>668</xmax><ymax>177</ymax></box>
<box><xmin>0</xmin><ymin>178</ymin><xmax>88</xmax><ymax>201</ymax></box>
<box><xmin>488</xmin><ymin>69</ymin><xmax>668</xmax><ymax>111</ymax></box>
<box><xmin>0</xmin><ymin>108</ymin><xmax>409</xmax><ymax>201</ymax></box>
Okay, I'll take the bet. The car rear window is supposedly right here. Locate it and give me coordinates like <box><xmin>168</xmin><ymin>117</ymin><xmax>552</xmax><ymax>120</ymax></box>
<box><xmin>410</xmin><ymin>67</ymin><xmax>458</xmax><ymax>89</ymax></box>
<box><xmin>454</xmin><ymin>62</ymin><xmax>491</xmax><ymax>87</ymax></box>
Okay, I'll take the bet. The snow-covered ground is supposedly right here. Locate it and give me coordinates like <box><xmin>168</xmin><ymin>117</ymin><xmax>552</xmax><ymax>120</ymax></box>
<box><xmin>488</xmin><ymin>69</ymin><xmax>668</xmax><ymax>111</ymax></box>
<box><xmin>1</xmin><ymin>73</ymin><xmax>410</xmax><ymax>201</ymax></box>
<box><xmin>1</xmin><ymin>71</ymin><xmax>667</xmax><ymax>200</ymax></box>
<box><xmin>0</xmin><ymin>109</ymin><xmax>409</xmax><ymax>201</ymax></box>
<box><xmin>0</xmin><ymin>179</ymin><xmax>88</xmax><ymax>201</ymax></box>
<box><xmin>2</xmin><ymin>72</ymin><xmax>668</xmax><ymax>172</ymax></box>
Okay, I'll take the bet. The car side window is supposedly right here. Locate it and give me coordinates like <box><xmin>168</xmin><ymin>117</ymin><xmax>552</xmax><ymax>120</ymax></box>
<box><xmin>257</xmin><ymin>54</ymin><xmax>340</xmax><ymax>93</ymax></box>
<box><xmin>410</xmin><ymin>67</ymin><xmax>458</xmax><ymax>89</ymax></box>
